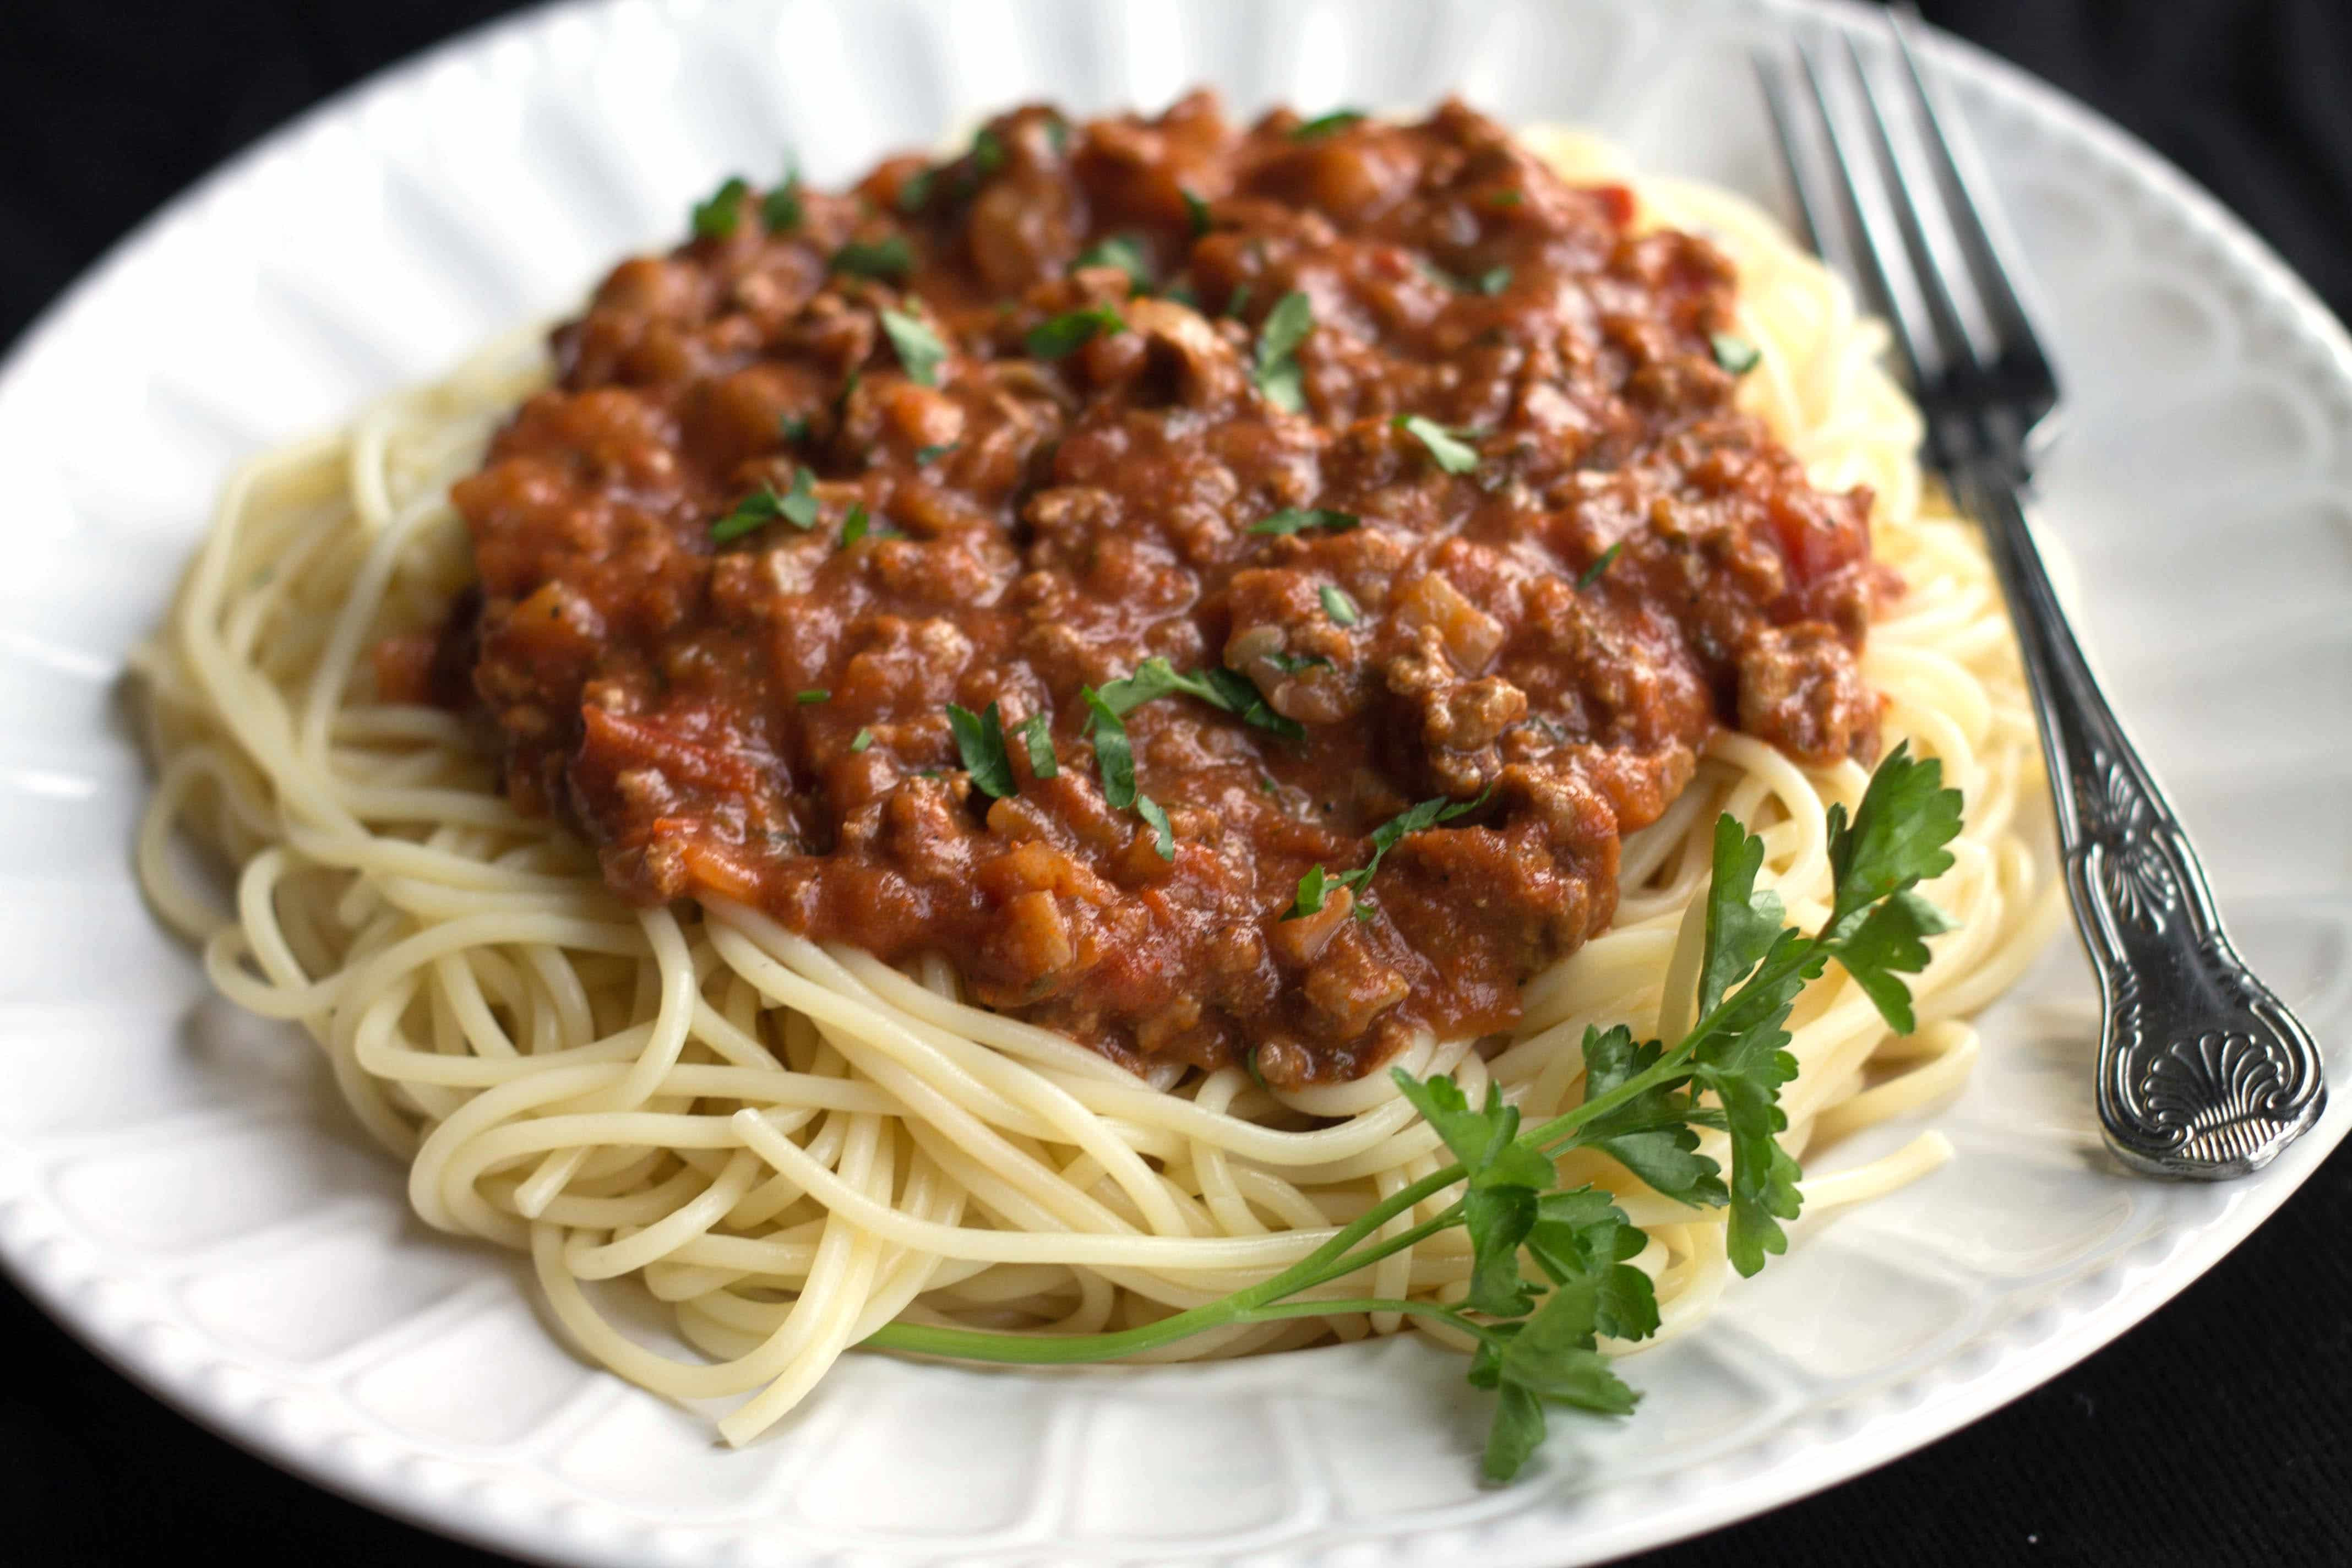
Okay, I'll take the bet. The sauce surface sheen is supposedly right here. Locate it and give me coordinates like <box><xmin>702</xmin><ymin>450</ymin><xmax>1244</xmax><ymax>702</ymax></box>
<box><xmin>437</xmin><ymin>95</ymin><xmax>1883</xmax><ymax>1087</ymax></box>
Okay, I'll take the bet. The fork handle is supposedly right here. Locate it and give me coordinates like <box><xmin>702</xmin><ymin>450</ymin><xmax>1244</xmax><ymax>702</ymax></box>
<box><xmin>1958</xmin><ymin>469</ymin><xmax>2326</xmax><ymax>1176</ymax></box>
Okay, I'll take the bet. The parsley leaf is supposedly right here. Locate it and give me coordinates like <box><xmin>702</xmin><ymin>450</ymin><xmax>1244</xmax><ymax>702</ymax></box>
<box><xmin>849</xmin><ymin>728</ymin><xmax>874</xmax><ymax>753</ymax></box>
<box><xmin>1711</xmin><ymin>332</ymin><xmax>1761</xmax><ymax>375</ymax></box>
<box><xmin>1336</xmin><ymin>788</ymin><xmax>1491</xmax><ymax>901</ymax></box>
<box><xmin>1071</xmin><ymin>234</ymin><xmax>1153</xmax><ymax>292</ymax></box>
<box><xmin>710</xmin><ymin>469</ymin><xmax>821</xmax><ymax>542</ymax></box>
<box><xmin>761</xmin><ymin>170</ymin><xmax>803</xmax><ymax>233</ymax></box>
<box><xmin>1182</xmin><ymin>188</ymin><xmax>1213</xmax><ymax>237</ymax></box>
<box><xmin>1698</xmin><ymin>813</ymin><xmax>1787</xmax><ymax>1018</ymax></box>
<box><xmin>1136</xmin><ymin>795</ymin><xmax>1175</xmax><ymax>861</ymax></box>
<box><xmin>1265</xmin><ymin>651</ymin><xmax>1332</xmax><ymax>674</ymax></box>
<box><xmin>1320</xmin><ymin>584</ymin><xmax>1361</xmax><ymax>626</ymax></box>
<box><xmin>1833</xmin><ymin>890</ymin><xmax>1958</xmax><ymax>1033</ymax></box>
<box><xmin>1822</xmin><ymin>742</ymin><xmax>1962</xmax><ymax>937</ymax></box>
<box><xmin>1026</xmin><ymin>305</ymin><xmax>1126</xmax><ymax>360</ymax></box>
<box><xmin>1291</xmin><ymin>109</ymin><xmax>1366</xmax><ymax>140</ymax></box>
<box><xmin>778</xmin><ymin>413</ymin><xmax>812</xmax><ymax>443</ymax></box>
<box><xmin>946</xmin><ymin>700</ymin><xmax>1016</xmax><ymax>799</ymax></box>
<box><xmin>831</xmin><ymin>236</ymin><xmax>915</xmax><ymax>281</ymax></box>
<box><xmin>913</xmin><ymin>441</ymin><xmax>957</xmax><ymax>466</ymax></box>
<box><xmin>1248</xmin><ymin>507</ymin><xmax>1358</xmax><ymax>537</ymax></box>
<box><xmin>972</xmin><ymin>126</ymin><xmax>1008</xmax><ymax>176</ymax></box>
<box><xmin>838</xmin><ymin>504</ymin><xmax>899</xmax><ymax>548</ymax></box>
<box><xmin>1095</xmin><ymin>656</ymin><xmax>1305</xmax><ymax>743</ymax></box>
<box><xmin>796</xmin><ymin>688</ymin><xmax>830</xmax><ymax>705</ymax></box>
<box><xmin>1018</xmin><ymin>711</ymin><xmax>1058</xmax><ymax>779</ymax></box>
<box><xmin>1079</xmin><ymin>688</ymin><xmax>1136</xmax><ymax>809</ymax></box>
<box><xmin>691</xmin><ymin>176</ymin><xmax>749</xmax><ymax>239</ymax></box>
<box><xmin>1571</xmin><ymin>1026</ymin><xmax>1727</xmax><ymax>1208</ymax></box>
<box><xmin>1474</xmin><ymin>265</ymin><xmax>1513</xmax><ymax>296</ymax></box>
<box><xmin>1284</xmin><ymin>864</ymin><xmax>1330</xmax><ymax>920</ymax></box>
<box><xmin>894</xmin><ymin>166</ymin><xmax>936</xmax><ymax>214</ymax></box>
<box><xmin>1576</xmin><ymin>541</ymin><xmax>1623</xmax><ymax>591</ymax></box>
<box><xmin>880</xmin><ymin>306</ymin><xmax>948</xmax><ymax>386</ymax></box>
<box><xmin>1394</xmin><ymin>413</ymin><xmax>1481</xmax><ymax>473</ymax></box>
<box><xmin>1253</xmin><ymin>290</ymin><xmax>1314</xmax><ymax>412</ymax></box>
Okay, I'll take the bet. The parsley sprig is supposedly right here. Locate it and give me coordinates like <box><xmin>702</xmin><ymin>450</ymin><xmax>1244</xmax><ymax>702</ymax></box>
<box><xmin>853</xmin><ymin>744</ymin><xmax>1964</xmax><ymax>1483</ymax></box>
<box><xmin>1253</xmin><ymin>291</ymin><xmax>1314</xmax><ymax>412</ymax></box>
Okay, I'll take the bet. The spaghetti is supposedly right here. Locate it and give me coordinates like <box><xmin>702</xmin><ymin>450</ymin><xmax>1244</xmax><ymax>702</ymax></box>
<box><xmin>134</xmin><ymin>127</ymin><xmax>2061</xmax><ymax>1446</ymax></box>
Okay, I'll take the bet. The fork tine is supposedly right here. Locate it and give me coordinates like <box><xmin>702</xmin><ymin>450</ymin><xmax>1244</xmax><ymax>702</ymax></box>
<box><xmin>1749</xmin><ymin>47</ymin><xmax>1839</xmax><ymax>269</ymax></box>
<box><xmin>1787</xmin><ymin>33</ymin><xmax>1935</xmax><ymax>391</ymax></box>
<box><xmin>1840</xmin><ymin>32</ymin><xmax>1986</xmax><ymax>382</ymax></box>
<box><xmin>1888</xmin><ymin>4</ymin><xmax>2056</xmax><ymax>386</ymax></box>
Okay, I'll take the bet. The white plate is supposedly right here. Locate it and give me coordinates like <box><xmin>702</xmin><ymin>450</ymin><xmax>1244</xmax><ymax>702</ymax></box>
<box><xmin>2</xmin><ymin>1</ymin><xmax>2347</xmax><ymax>1564</ymax></box>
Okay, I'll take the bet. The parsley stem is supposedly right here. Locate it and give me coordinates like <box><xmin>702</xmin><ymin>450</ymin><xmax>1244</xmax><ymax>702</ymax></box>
<box><xmin>1233</xmin><ymin>1298</ymin><xmax>1477</xmax><ymax>1331</ymax></box>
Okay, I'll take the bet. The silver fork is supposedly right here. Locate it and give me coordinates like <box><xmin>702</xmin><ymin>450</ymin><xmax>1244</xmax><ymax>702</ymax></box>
<box><xmin>1752</xmin><ymin>8</ymin><xmax>2326</xmax><ymax>1177</ymax></box>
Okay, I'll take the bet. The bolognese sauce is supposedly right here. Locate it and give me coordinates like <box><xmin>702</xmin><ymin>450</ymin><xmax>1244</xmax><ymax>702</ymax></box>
<box><xmin>434</xmin><ymin>94</ymin><xmax>1882</xmax><ymax>1087</ymax></box>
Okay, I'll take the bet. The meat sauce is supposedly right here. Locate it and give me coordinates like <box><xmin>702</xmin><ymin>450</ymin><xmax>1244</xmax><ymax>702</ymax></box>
<box><xmin>435</xmin><ymin>94</ymin><xmax>1882</xmax><ymax>1087</ymax></box>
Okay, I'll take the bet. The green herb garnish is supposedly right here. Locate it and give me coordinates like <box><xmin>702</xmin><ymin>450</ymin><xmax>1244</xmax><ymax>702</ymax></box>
<box><xmin>691</xmin><ymin>176</ymin><xmax>749</xmax><ymax>239</ymax></box>
<box><xmin>762</xmin><ymin>169</ymin><xmax>803</xmax><ymax>233</ymax></box>
<box><xmin>1577</xmin><ymin>541</ymin><xmax>1624</xmax><ymax>590</ymax></box>
<box><xmin>831</xmin><ymin>235</ymin><xmax>916</xmax><ymax>281</ymax></box>
<box><xmin>1095</xmin><ymin>656</ymin><xmax>1303</xmax><ymax>742</ymax></box>
<box><xmin>1253</xmin><ymin>290</ymin><xmax>1314</xmax><ymax>412</ymax></box>
<box><xmin>1248</xmin><ymin>508</ymin><xmax>1358</xmax><ymax>537</ymax></box>
<box><xmin>881</xmin><ymin>306</ymin><xmax>949</xmax><ymax>386</ymax></box>
<box><xmin>946</xmin><ymin>700</ymin><xmax>1016</xmax><ymax>798</ymax></box>
<box><xmin>796</xmin><ymin>688</ymin><xmax>830</xmax><ymax>705</ymax></box>
<box><xmin>850</xmin><ymin>728</ymin><xmax>874</xmax><ymax>753</ymax></box>
<box><xmin>1026</xmin><ymin>305</ymin><xmax>1126</xmax><ymax>360</ymax></box>
<box><xmin>1264</xmin><ymin>651</ymin><xmax>1332</xmax><ymax>674</ymax></box>
<box><xmin>839</xmin><ymin>504</ymin><xmax>899</xmax><ymax>548</ymax></box>
<box><xmin>854</xmin><ymin>745</ymin><xmax>1964</xmax><ymax>1484</ymax></box>
<box><xmin>1284</xmin><ymin>864</ymin><xmax>1330</xmax><ymax>919</ymax></box>
<box><xmin>1320</xmin><ymin>584</ymin><xmax>1361</xmax><ymax>626</ymax></box>
<box><xmin>972</xmin><ymin>126</ymin><xmax>1008</xmax><ymax>176</ymax></box>
<box><xmin>1710</xmin><ymin>332</ymin><xmax>1761</xmax><ymax>375</ymax></box>
<box><xmin>1395</xmin><ymin>413</ymin><xmax>1480</xmax><ymax>473</ymax></box>
<box><xmin>1291</xmin><ymin>109</ymin><xmax>1366</xmax><ymax>140</ymax></box>
<box><xmin>778</xmin><ymin>413</ymin><xmax>812</xmax><ymax>443</ymax></box>
<box><xmin>1071</xmin><ymin>234</ymin><xmax>1153</xmax><ymax>292</ymax></box>
<box><xmin>710</xmin><ymin>469</ymin><xmax>821</xmax><ymax>542</ymax></box>
<box><xmin>1019</xmin><ymin>712</ymin><xmax>1058</xmax><ymax>779</ymax></box>
<box><xmin>1136</xmin><ymin>796</ymin><xmax>1175</xmax><ymax>861</ymax></box>
<box><xmin>1183</xmin><ymin>189</ymin><xmax>1213</xmax><ymax>237</ymax></box>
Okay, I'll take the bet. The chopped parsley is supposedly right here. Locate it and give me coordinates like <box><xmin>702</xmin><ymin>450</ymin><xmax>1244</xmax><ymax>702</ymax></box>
<box><xmin>913</xmin><ymin>441</ymin><xmax>958</xmax><ymax>466</ymax></box>
<box><xmin>1290</xmin><ymin>109</ymin><xmax>1366</xmax><ymax>140</ymax></box>
<box><xmin>880</xmin><ymin>306</ymin><xmax>949</xmax><ymax>386</ymax></box>
<box><xmin>849</xmin><ymin>728</ymin><xmax>875</xmax><ymax>753</ymax></box>
<box><xmin>690</xmin><ymin>176</ymin><xmax>750</xmax><ymax>239</ymax></box>
<box><xmin>1473</xmin><ymin>265</ymin><xmax>1512</xmax><ymax>295</ymax></box>
<box><xmin>1094</xmin><ymin>656</ymin><xmax>1303</xmax><ymax>743</ymax></box>
<box><xmin>1488</xmin><ymin>188</ymin><xmax>1524</xmax><ymax>207</ymax></box>
<box><xmin>1253</xmin><ymin>290</ymin><xmax>1314</xmax><ymax>412</ymax></box>
<box><xmin>1283</xmin><ymin>864</ymin><xmax>1330</xmax><ymax>920</ymax></box>
<box><xmin>972</xmin><ymin>126</ymin><xmax>1008</xmax><ymax>176</ymax></box>
<box><xmin>839</xmin><ymin>504</ymin><xmax>900</xmax><ymax>548</ymax></box>
<box><xmin>1071</xmin><ymin>234</ymin><xmax>1153</xmax><ymax>292</ymax></box>
<box><xmin>1135</xmin><ymin>796</ymin><xmax>1175</xmax><ymax>861</ymax></box>
<box><xmin>796</xmin><ymin>688</ymin><xmax>830</xmax><ymax>705</ymax></box>
<box><xmin>1332</xmin><ymin>787</ymin><xmax>1493</xmax><ymax>912</ymax></box>
<box><xmin>830</xmin><ymin>235</ymin><xmax>915</xmax><ymax>281</ymax></box>
<box><xmin>1182</xmin><ymin>189</ymin><xmax>1213</xmax><ymax>237</ymax></box>
<box><xmin>1320</xmin><ymin>584</ymin><xmax>1362</xmax><ymax>626</ymax></box>
<box><xmin>710</xmin><ymin>469</ymin><xmax>821</xmax><ymax>542</ymax></box>
<box><xmin>1577</xmin><ymin>541</ymin><xmax>1624</xmax><ymax>590</ymax></box>
<box><xmin>1247</xmin><ymin>507</ymin><xmax>1358</xmax><ymax>537</ymax></box>
<box><xmin>1079</xmin><ymin>688</ymin><xmax>1137</xmax><ymax>808</ymax></box>
<box><xmin>1394</xmin><ymin>413</ymin><xmax>1481</xmax><ymax>473</ymax></box>
<box><xmin>778</xmin><ymin>413</ymin><xmax>812</xmax><ymax>443</ymax></box>
<box><xmin>946</xmin><ymin>700</ymin><xmax>1016</xmax><ymax>798</ymax></box>
<box><xmin>1265</xmin><ymin>651</ymin><xmax>1333</xmax><ymax>674</ymax></box>
<box><xmin>762</xmin><ymin>170</ymin><xmax>804</xmax><ymax>232</ymax></box>
<box><xmin>1018</xmin><ymin>712</ymin><xmax>1058</xmax><ymax>779</ymax></box>
<box><xmin>1043</xmin><ymin>113</ymin><xmax>1070</xmax><ymax>155</ymax></box>
<box><xmin>1026</xmin><ymin>304</ymin><xmax>1126</xmax><ymax>359</ymax></box>
<box><xmin>1225</xmin><ymin>281</ymin><xmax>1254</xmax><ymax>320</ymax></box>
<box><xmin>1710</xmin><ymin>332</ymin><xmax>1761</xmax><ymax>375</ymax></box>
<box><xmin>894</xmin><ymin>167</ymin><xmax>937</xmax><ymax>215</ymax></box>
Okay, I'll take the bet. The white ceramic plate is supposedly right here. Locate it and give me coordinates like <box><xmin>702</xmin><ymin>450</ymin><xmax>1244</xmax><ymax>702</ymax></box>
<box><xmin>2</xmin><ymin>1</ymin><xmax>2347</xmax><ymax>1563</ymax></box>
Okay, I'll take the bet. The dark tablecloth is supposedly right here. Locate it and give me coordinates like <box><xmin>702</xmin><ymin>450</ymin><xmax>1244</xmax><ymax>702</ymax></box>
<box><xmin>2</xmin><ymin>2</ymin><xmax>2345</xmax><ymax>1562</ymax></box>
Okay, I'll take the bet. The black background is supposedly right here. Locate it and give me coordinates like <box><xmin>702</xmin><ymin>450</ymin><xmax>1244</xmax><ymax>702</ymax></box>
<box><xmin>3</xmin><ymin>2</ymin><xmax>2348</xmax><ymax>1563</ymax></box>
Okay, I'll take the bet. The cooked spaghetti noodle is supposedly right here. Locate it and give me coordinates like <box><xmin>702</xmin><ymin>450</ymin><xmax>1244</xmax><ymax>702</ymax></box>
<box><xmin>134</xmin><ymin>127</ymin><xmax>2061</xmax><ymax>1445</ymax></box>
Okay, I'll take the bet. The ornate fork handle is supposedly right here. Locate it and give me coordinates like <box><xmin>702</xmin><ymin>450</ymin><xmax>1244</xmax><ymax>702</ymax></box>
<box><xmin>1958</xmin><ymin>468</ymin><xmax>2327</xmax><ymax>1176</ymax></box>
